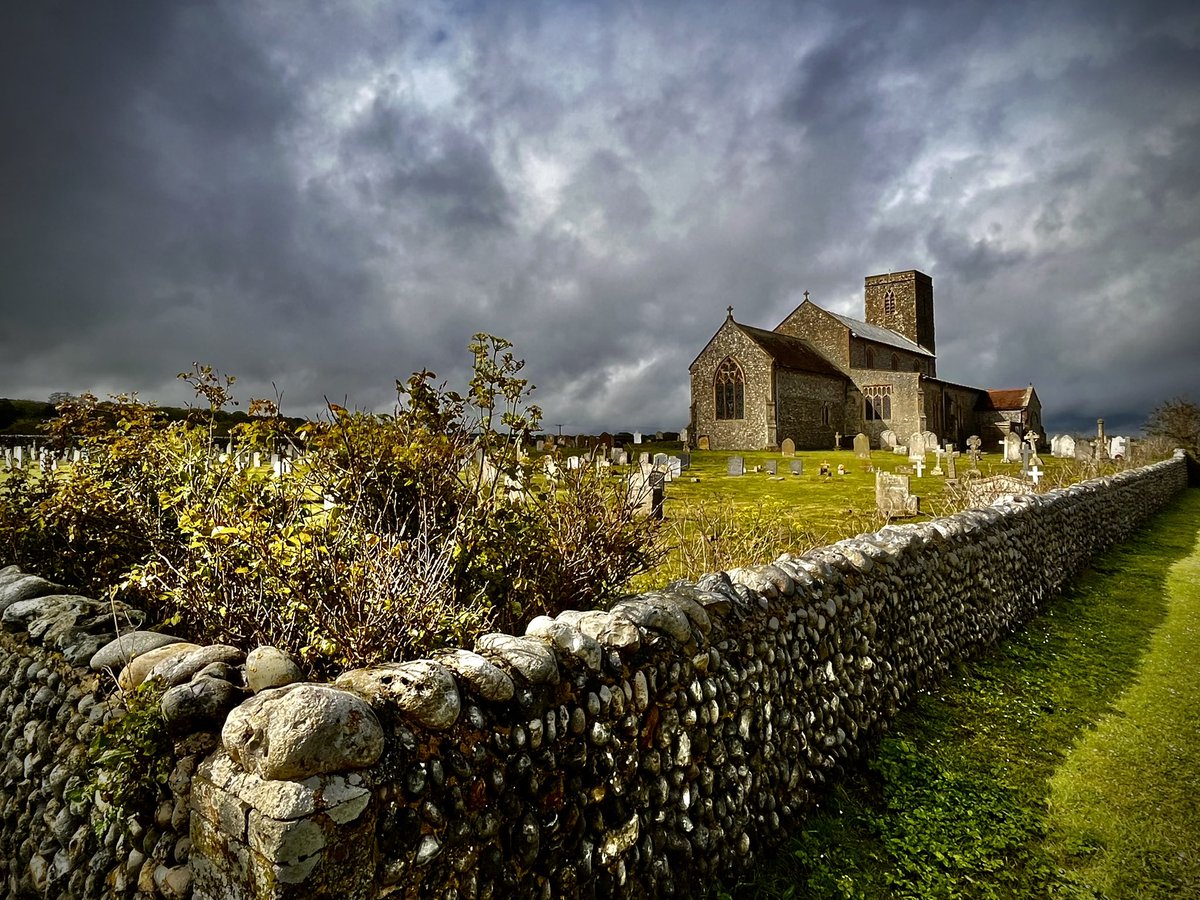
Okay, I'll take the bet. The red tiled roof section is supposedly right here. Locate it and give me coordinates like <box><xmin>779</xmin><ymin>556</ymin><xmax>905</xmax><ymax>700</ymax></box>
<box><xmin>982</xmin><ymin>388</ymin><xmax>1031</xmax><ymax>410</ymax></box>
<box><xmin>736</xmin><ymin>324</ymin><xmax>847</xmax><ymax>379</ymax></box>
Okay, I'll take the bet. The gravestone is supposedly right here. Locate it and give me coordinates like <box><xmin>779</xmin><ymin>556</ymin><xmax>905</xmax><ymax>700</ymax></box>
<box><xmin>966</xmin><ymin>435</ymin><xmax>982</xmax><ymax>471</ymax></box>
<box><xmin>764</xmin><ymin>460</ymin><xmax>778</xmax><ymax>475</ymax></box>
<box><xmin>626</xmin><ymin>473</ymin><xmax>652</xmax><ymax>516</ymax></box>
<box><xmin>667</xmin><ymin>457</ymin><xmax>682</xmax><ymax>479</ymax></box>
<box><xmin>1003</xmin><ymin>432</ymin><xmax>1022</xmax><ymax>463</ymax></box>
<box><xmin>633</xmin><ymin>432</ymin><xmax>642</xmax><ymax>444</ymax></box>
<box><xmin>639</xmin><ymin>452</ymin><xmax>650</xmax><ymax>465</ymax></box>
<box><xmin>880</xmin><ymin>429</ymin><xmax>898</xmax><ymax>448</ymax></box>
<box><xmin>853</xmin><ymin>433</ymin><xmax>870</xmax><ymax>459</ymax></box>
<box><xmin>922</xmin><ymin>432</ymin><xmax>938</xmax><ymax>452</ymax></box>
<box><xmin>698</xmin><ymin>436</ymin><xmax>710</xmax><ymax>450</ymax></box>
<box><xmin>566</xmin><ymin>456</ymin><xmax>581</xmax><ymax>470</ymax></box>
<box><xmin>833</xmin><ymin>432</ymin><xmax>842</xmax><ymax>450</ymax></box>
<box><xmin>1075</xmin><ymin>439</ymin><xmax>1092</xmax><ymax>462</ymax></box>
<box><xmin>536</xmin><ymin>439</ymin><xmax>544</xmax><ymax>452</ymax></box>
<box><xmin>680</xmin><ymin>427</ymin><xmax>688</xmax><ymax>446</ymax></box>
<box><xmin>648</xmin><ymin>470</ymin><xmax>666</xmax><ymax>519</ymax></box>
<box><xmin>781</xmin><ymin>438</ymin><xmax>796</xmax><ymax>457</ymax></box>
<box><xmin>544</xmin><ymin>458</ymin><xmax>559</xmax><ymax>479</ymax></box>
<box><xmin>1028</xmin><ymin>464</ymin><xmax>1043</xmax><ymax>486</ymax></box>
<box><xmin>876</xmin><ymin>471</ymin><xmax>919</xmax><ymax>517</ymax></box>
<box><xmin>931</xmin><ymin>447</ymin><xmax>945</xmax><ymax>476</ymax></box>
<box><xmin>1109</xmin><ymin>436</ymin><xmax>1129</xmax><ymax>459</ymax></box>
<box><xmin>654</xmin><ymin>452</ymin><xmax>668</xmax><ymax>467</ymax></box>
<box><xmin>1058</xmin><ymin>435</ymin><xmax>1076</xmax><ymax>459</ymax></box>
<box><xmin>1020</xmin><ymin>443</ymin><xmax>1032</xmax><ymax>475</ymax></box>
<box><xmin>599</xmin><ymin>432</ymin><xmax>613</xmax><ymax>449</ymax></box>
<box><xmin>727</xmin><ymin>456</ymin><xmax>745</xmax><ymax>476</ymax></box>
<box><xmin>945</xmin><ymin>442</ymin><xmax>957</xmax><ymax>481</ymax></box>
<box><xmin>1095</xmin><ymin>419</ymin><xmax>1108</xmax><ymax>459</ymax></box>
<box><xmin>908</xmin><ymin>432</ymin><xmax>927</xmax><ymax>462</ymax></box>
<box><xmin>1025</xmin><ymin>431</ymin><xmax>1042</xmax><ymax>464</ymax></box>
<box><xmin>679</xmin><ymin>452</ymin><xmax>691</xmax><ymax>470</ymax></box>
<box><xmin>614</xmin><ymin>450</ymin><xmax>628</xmax><ymax>466</ymax></box>
<box><xmin>789</xmin><ymin>460</ymin><xmax>804</xmax><ymax>476</ymax></box>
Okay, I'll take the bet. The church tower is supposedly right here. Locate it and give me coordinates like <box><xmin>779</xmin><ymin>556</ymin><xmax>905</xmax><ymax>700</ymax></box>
<box><xmin>864</xmin><ymin>270</ymin><xmax>935</xmax><ymax>354</ymax></box>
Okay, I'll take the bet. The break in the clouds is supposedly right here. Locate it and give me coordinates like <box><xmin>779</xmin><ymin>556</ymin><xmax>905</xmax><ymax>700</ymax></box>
<box><xmin>2</xmin><ymin>0</ymin><xmax>1198</xmax><ymax>435</ymax></box>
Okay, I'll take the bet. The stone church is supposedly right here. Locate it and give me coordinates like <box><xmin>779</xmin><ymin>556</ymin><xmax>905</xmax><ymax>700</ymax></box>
<box><xmin>688</xmin><ymin>269</ymin><xmax>1042</xmax><ymax>451</ymax></box>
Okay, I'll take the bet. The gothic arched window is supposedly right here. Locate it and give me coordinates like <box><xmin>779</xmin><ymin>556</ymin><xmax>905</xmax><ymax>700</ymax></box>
<box><xmin>864</xmin><ymin>385</ymin><xmax>892</xmax><ymax>421</ymax></box>
<box><xmin>865</xmin><ymin>347</ymin><xmax>875</xmax><ymax>369</ymax></box>
<box><xmin>891</xmin><ymin>353</ymin><xmax>900</xmax><ymax>371</ymax></box>
<box><xmin>715</xmin><ymin>357</ymin><xmax>745</xmax><ymax>420</ymax></box>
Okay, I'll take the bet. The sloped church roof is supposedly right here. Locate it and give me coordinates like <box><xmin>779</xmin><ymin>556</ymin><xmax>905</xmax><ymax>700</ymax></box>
<box><xmin>734</xmin><ymin>323</ymin><xmax>847</xmax><ymax>378</ymax></box>
<box><xmin>825</xmin><ymin>311</ymin><xmax>935</xmax><ymax>357</ymax></box>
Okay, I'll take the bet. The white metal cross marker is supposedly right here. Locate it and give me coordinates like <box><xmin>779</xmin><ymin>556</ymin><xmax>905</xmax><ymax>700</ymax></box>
<box><xmin>1028</xmin><ymin>465</ymin><xmax>1043</xmax><ymax>485</ymax></box>
<box><xmin>914</xmin><ymin>459</ymin><xmax>925</xmax><ymax>477</ymax></box>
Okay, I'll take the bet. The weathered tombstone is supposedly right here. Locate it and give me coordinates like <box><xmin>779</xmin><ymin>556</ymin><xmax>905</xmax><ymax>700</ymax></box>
<box><xmin>945</xmin><ymin>442</ymin><xmax>957</xmax><ymax>481</ymax></box>
<box><xmin>626</xmin><ymin>473</ymin><xmax>652</xmax><ymax>516</ymax></box>
<box><xmin>667</xmin><ymin>456</ymin><xmax>682</xmax><ymax>479</ymax></box>
<box><xmin>1074</xmin><ymin>439</ymin><xmax>1092</xmax><ymax>462</ymax></box>
<box><xmin>614</xmin><ymin>450</ymin><xmax>629</xmax><ymax>466</ymax></box>
<box><xmin>966</xmin><ymin>435</ymin><xmax>982</xmax><ymax>471</ymax></box>
<box><xmin>781</xmin><ymin>437</ymin><xmax>796</xmax><ymax>457</ymax></box>
<box><xmin>789</xmin><ymin>460</ymin><xmax>804</xmax><ymax>476</ymax></box>
<box><xmin>908</xmin><ymin>432</ymin><xmax>927</xmax><ymax>462</ymax></box>
<box><xmin>1050</xmin><ymin>435</ymin><xmax>1063</xmax><ymax>458</ymax></box>
<box><xmin>544</xmin><ymin>458</ymin><xmax>560</xmax><ymax>479</ymax></box>
<box><xmin>633</xmin><ymin>432</ymin><xmax>643</xmax><ymax>444</ymax></box>
<box><xmin>879</xmin><ymin>429</ymin><xmax>898</xmax><ymax>449</ymax></box>
<box><xmin>1109</xmin><ymin>436</ymin><xmax>1128</xmax><ymax>459</ymax></box>
<box><xmin>931</xmin><ymin>447</ymin><xmax>945</xmax><ymax>476</ymax></box>
<box><xmin>252</xmin><ymin>451</ymin><xmax>262</xmax><ymax>469</ymax></box>
<box><xmin>967</xmin><ymin>474</ymin><xmax>1033</xmax><ymax>507</ymax></box>
<box><xmin>1003</xmin><ymin>432</ymin><xmax>1022</xmax><ymax>463</ymax></box>
<box><xmin>1058</xmin><ymin>434</ymin><xmax>1076</xmax><ymax>459</ymax></box>
<box><xmin>727</xmin><ymin>456</ymin><xmax>744</xmax><ymax>476</ymax></box>
<box><xmin>648</xmin><ymin>469</ymin><xmax>665</xmax><ymax>519</ymax></box>
<box><xmin>913</xmin><ymin>458</ymin><xmax>926</xmax><ymax>478</ymax></box>
<box><xmin>653</xmin><ymin>452</ymin><xmax>668</xmax><ymax>467</ymax></box>
<box><xmin>679</xmin><ymin>452</ymin><xmax>691</xmax><ymax>470</ymax></box>
<box><xmin>1025</xmin><ymin>430</ymin><xmax>1042</xmax><ymax>464</ymax></box>
<box><xmin>1020</xmin><ymin>443</ymin><xmax>1032</xmax><ymax>475</ymax></box>
<box><xmin>876</xmin><ymin>471</ymin><xmax>920</xmax><ymax>517</ymax></box>
<box><xmin>566</xmin><ymin>456</ymin><xmax>581</xmax><ymax>470</ymax></box>
<box><xmin>833</xmin><ymin>431</ymin><xmax>842</xmax><ymax>450</ymax></box>
<box><xmin>680</xmin><ymin>427</ymin><xmax>688</xmax><ymax>446</ymax></box>
<box><xmin>1095</xmin><ymin>419</ymin><xmax>1108</xmax><ymax>460</ymax></box>
<box><xmin>536</xmin><ymin>439</ymin><xmax>544</xmax><ymax>452</ymax></box>
<box><xmin>639</xmin><ymin>452</ymin><xmax>650</xmax><ymax>466</ymax></box>
<box><xmin>923</xmin><ymin>431</ymin><xmax>938</xmax><ymax>451</ymax></box>
<box><xmin>854</xmin><ymin>433</ymin><xmax>870</xmax><ymax>459</ymax></box>
<box><xmin>764</xmin><ymin>460</ymin><xmax>778</xmax><ymax>475</ymax></box>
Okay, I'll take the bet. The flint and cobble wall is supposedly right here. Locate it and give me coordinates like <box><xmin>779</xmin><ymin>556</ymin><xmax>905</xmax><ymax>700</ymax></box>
<box><xmin>0</xmin><ymin>453</ymin><xmax>1190</xmax><ymax>899</ymax></box>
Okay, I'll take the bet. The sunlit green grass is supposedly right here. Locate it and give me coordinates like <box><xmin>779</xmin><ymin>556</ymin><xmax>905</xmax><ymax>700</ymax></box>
<box><xmin>724</xmin><ymin>487</ymin><xmax>1200</xmax><ymax>899</ymax></box>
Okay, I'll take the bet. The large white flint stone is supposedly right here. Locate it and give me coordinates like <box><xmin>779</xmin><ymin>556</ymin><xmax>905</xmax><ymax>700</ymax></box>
<box><xmin>433</xmin><ymin>649</ymin><xmax>514</xmax><ymax>702</ymax></box>
<box><xmin>609</xmin><ymin>597</ymin><xmax>693</xmax><ymax>646</ymax></box>
<box><xmin>246</xmin><ymin>645</ymin><xmax>303</xmax><ymax>693</ymax></box>
<box><xmin>525</xmin><ymin>617</ymin><xmax>602</xmax><ymax>671</ymax></box>
<box><xmin>475</xmin><ymin>633</ymin><xmax>560</xmax><ymax>684</ymax></box>
<box><xmin>222</xmin><ymin>683</ymin><xmax>384</xmax><ymax>780</ymax></box>
<box><xmin>337</xmin><ymin>660</ymin><xmax>461</xmax><ymax>729</ymax></box>
<box><xmin>0</xmin><ymin>575</ymin><xmax>65</xmax><ymax>612</ymax></box>
<box><xmin>149</xmin><ymin>644</ymin><xmax>245</xmax><ymax>688</ymax></box>
<box><xmin>91</xmin><ymin>631</ymin><xmax>187</xmax><ymax>670</ymax></box>
<box><xmin>120</xmin><ymin>642</ymin><xmax>204</xmax><ymax>690</ymax></box>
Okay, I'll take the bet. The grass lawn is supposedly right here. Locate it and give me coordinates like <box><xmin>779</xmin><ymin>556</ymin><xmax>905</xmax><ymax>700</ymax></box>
<box><xmin>621</xmin><ymin>442</ymin><xmax>1138</xmax><ymax>589</ymax></box>
<box><xmin>723</xmin><ymin>485</ymin><xmax>1200</xmax><ymax>899</ymax></box>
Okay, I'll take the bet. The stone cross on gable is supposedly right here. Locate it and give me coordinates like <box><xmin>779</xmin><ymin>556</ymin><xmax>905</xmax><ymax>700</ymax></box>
<box><xmin>803</xmin><ymin>290</ymin><xmax>810</xmax><ymax>302</ymax></box>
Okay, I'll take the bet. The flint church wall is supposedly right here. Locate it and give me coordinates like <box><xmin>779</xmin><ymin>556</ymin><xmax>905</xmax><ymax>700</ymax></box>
<box><xmin>0</xmin><ymin>453</ymin><xmax>1189</xmax><ymax>899</ymax></box>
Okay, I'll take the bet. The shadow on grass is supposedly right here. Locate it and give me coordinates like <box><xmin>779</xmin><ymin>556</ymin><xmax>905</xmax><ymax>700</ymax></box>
<box><xmin>724</xmin><ymin>487</ymin><xmax>1200</xmax><ymax>900</ymax></box>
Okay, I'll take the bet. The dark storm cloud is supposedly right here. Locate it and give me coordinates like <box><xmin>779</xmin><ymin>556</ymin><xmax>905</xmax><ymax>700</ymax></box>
<box><xmin>1</xmin><ymin>0</ymin><xmax>1197</xmax><ymax>436</ymax></box>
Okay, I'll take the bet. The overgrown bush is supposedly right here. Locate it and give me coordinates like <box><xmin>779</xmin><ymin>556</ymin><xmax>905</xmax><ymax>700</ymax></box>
<box><xmin>0</xmin><ymin>336</ymin><xmax>660</xmax><ymax>675</ymax></box>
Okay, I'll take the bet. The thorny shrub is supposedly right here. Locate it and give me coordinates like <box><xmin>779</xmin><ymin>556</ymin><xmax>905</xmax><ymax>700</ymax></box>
<box><xmin>0</xmin><ymin>337</ymin><xmax>661</xmax><ymax>676</ymax></box>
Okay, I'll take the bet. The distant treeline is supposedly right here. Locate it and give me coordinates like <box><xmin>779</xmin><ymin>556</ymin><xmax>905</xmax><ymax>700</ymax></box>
<box><xmin>0</xmin><ymin>397</ymin><xmax>307</xmax><ymax>439</ymax></box>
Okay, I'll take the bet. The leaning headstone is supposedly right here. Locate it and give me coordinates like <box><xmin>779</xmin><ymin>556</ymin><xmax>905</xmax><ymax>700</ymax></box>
<box><xmin>853</xmin><ymin>433</ymin><xmax>870</xmax><ymax>459</ymax></box>
<box><xmin>1058</xmin><ymin>434</ymin><xmax>1076</xmax><ymax>459</ymax></box>
<box><xmin>781</xmin><ymin>438</ymin><xmax>796</xmax><ymax>457</ymax></box>
<box><xmin>1003</xmin><ymin>432</ymin><xmax>1022</xmax><ymax>463</ymax></box>
<box><xmin>875</xmin><ymin>471</ymin><xmax>919</xmax><ymax>517</ymax></box>
<box><xmin>880</xmin><ymin>429</ymin><xmax>898</xmax><ymax>449</ymax></box>
<box><xmin>727</xmin><ymin>456</ymin><xmax>744</xmax><ymax>476</ymax></box>
<box><xmin>789</xmin><ymin>460</ymin><xmax>804</xmax><ymax>476</ymax></box>
<box><xmin>764</xmin><ymin>460</ymin><xmax>778</xmax><ymax>475</ymax></box>
<box><xmin>908</xmin><ymin>432</ymin><xmax>927</xmax><ymax>462</ymax></box>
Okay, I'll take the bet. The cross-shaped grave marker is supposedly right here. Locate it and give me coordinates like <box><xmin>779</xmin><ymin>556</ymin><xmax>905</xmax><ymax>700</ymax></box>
<box><xmin>932</xmin><ymin>447</ymin><xmax>945</xmax><ymax>476</ymax></box>
<box><xmin>1028</xmin><ymin>464</ymin><xmax>1043</xmax><ymax>486</ymax></box>
<box><xmin>914</xmin><ymin>459</ymin><xmax>925</xmax><ymax>478</ymax></box>
<box><xmin>1020</xmin><ymin>443</ymin><xmax>1032</xmax><ymax>475</ymax></box>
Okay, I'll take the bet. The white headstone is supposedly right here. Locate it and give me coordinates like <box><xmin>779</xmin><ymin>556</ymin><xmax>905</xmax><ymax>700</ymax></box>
<box><xmin>908</xmin><ymin>432</ymin><xmax>927</xmax><ymax>462</ymax></box>
<box><xmin>1003</xmin><ymin>433</ymin><xmax>1022</xmax><ymax>463</ymax></box>
<box><xmin>633</xmin><ymin>432</ymin><xmax>642</xmax><ymax>444</ymax></box>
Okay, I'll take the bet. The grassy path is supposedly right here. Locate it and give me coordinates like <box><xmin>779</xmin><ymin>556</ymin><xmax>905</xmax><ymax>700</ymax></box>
<box><xmin>728</xmin><ymin>487</ymin><xmax>1200</xmax><ymax>899</ymax></box>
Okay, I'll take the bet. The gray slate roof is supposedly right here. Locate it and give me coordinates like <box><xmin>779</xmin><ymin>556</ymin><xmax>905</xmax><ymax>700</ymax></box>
<box><xmin>826</xmin><ymin>312</ymin><xmax>935</xmax><ymax>357</ymax></box>
<box><xmin>735</xmin><ymin>324</ymin><xmax>847</xmax><ymax>379</ymax></box>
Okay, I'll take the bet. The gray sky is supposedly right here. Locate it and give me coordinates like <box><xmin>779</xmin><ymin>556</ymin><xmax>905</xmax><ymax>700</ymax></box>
<box><xmin>3</xmin><ymin>1</ymin><xmax>1198</xmax><ymax>436</ymax></box>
